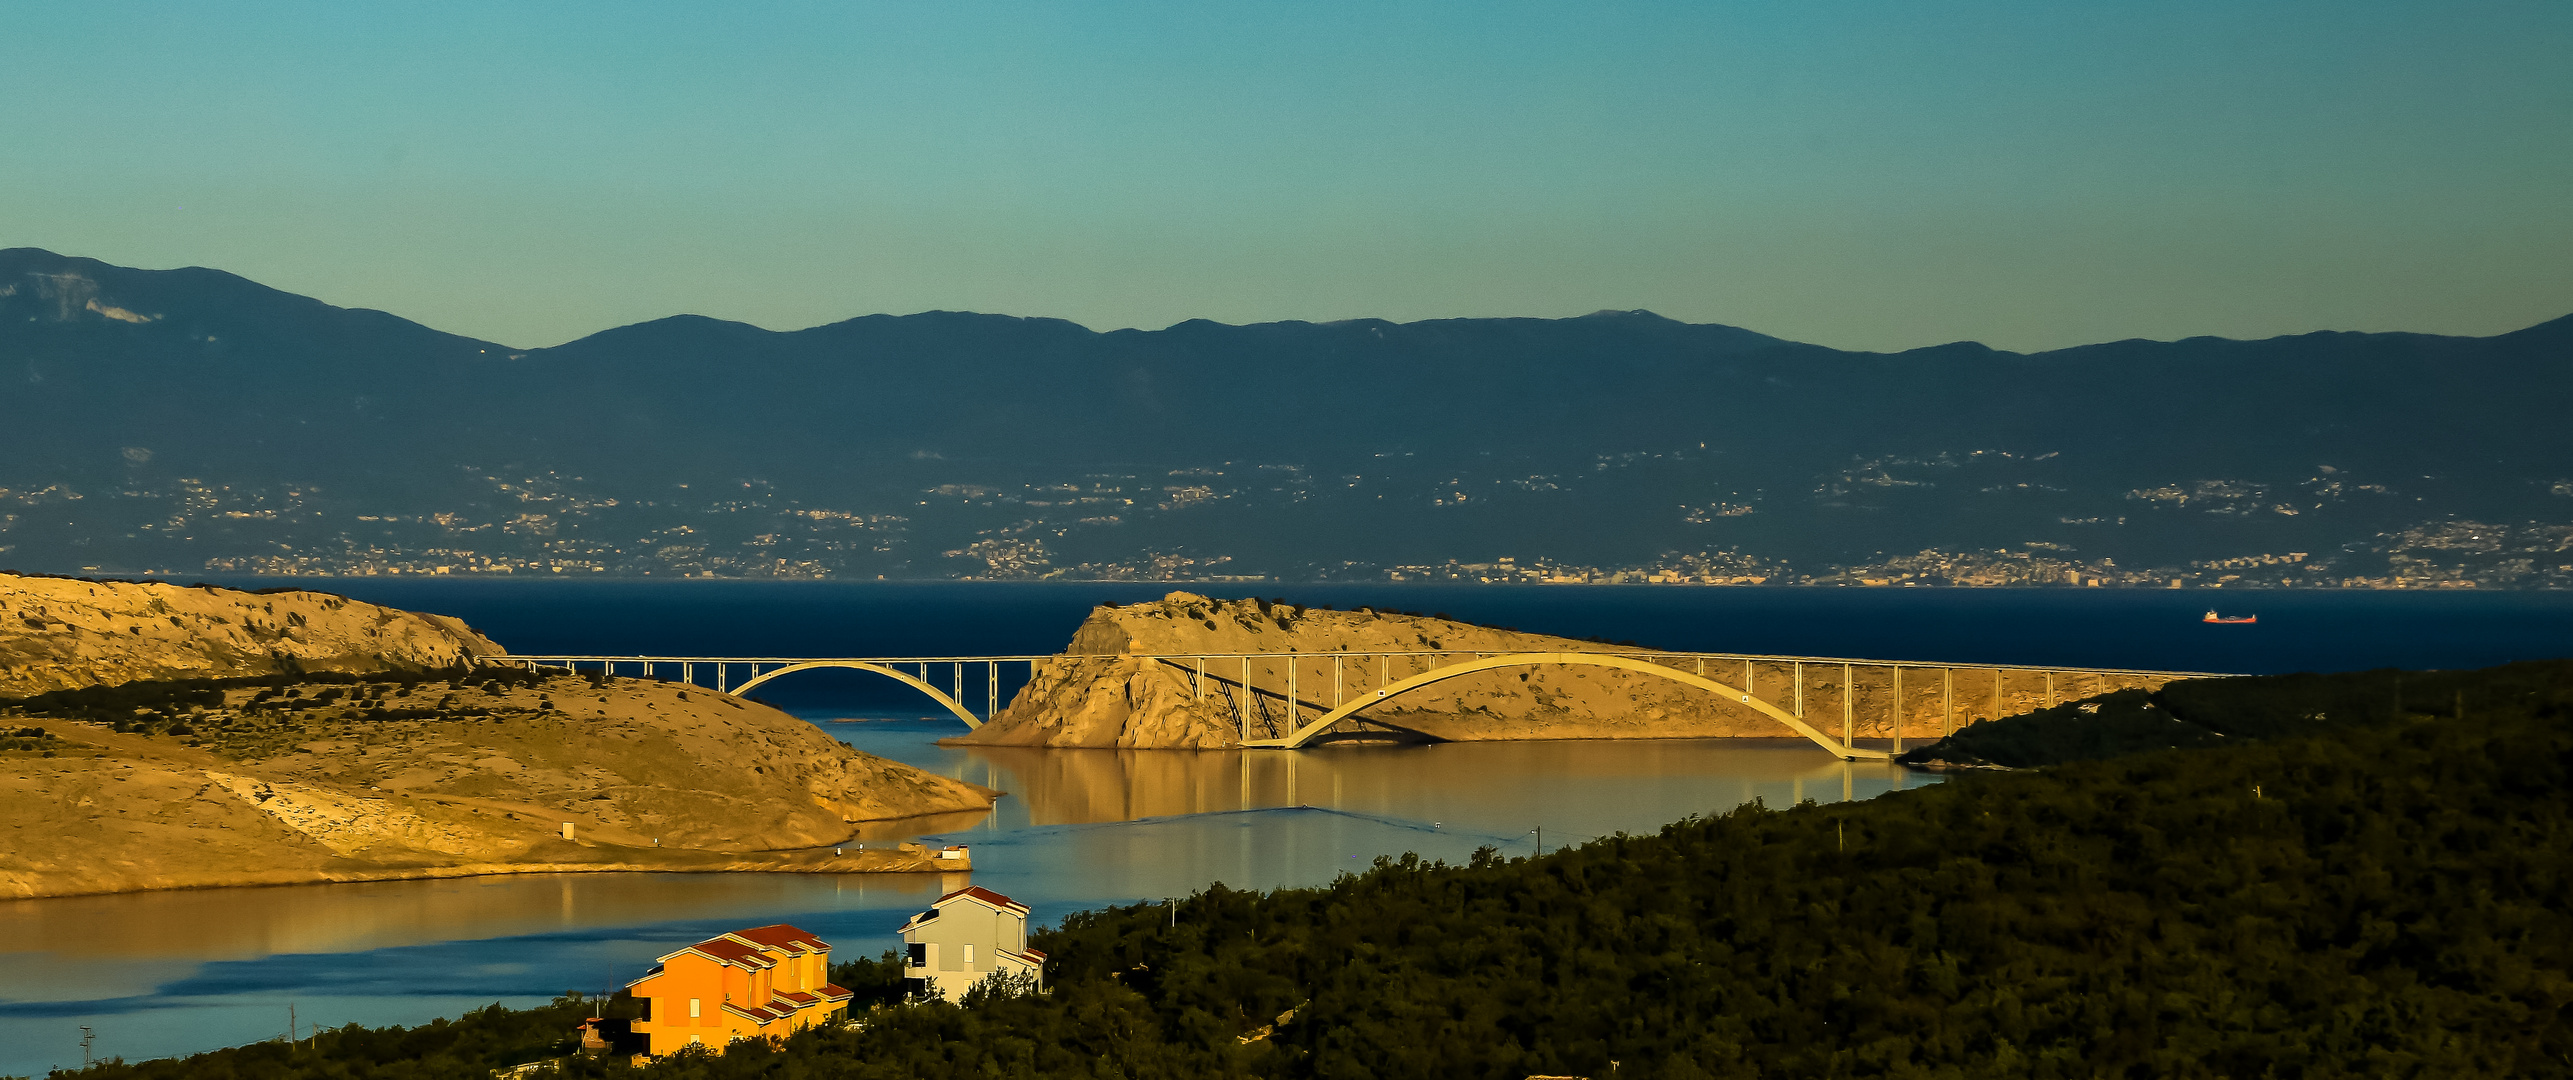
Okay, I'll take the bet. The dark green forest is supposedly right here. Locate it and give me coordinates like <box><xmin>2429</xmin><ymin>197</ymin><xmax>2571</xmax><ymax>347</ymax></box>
<box><xmin>51</xmin><ymin>661</ymin><xmax>2573</xmax><ymax>1079</ymax></box>
<box><xmin>1894</xmin><ymin>665</ymin><xmax>2501</xmax><ymax>770</ymax></box>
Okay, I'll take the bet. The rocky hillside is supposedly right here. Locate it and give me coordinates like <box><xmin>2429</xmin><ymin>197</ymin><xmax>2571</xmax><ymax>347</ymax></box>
<box><xmin>0</xmin><ymin>575</ymin><xmax>996</xmax><ymax>898</ymax></box>
<box><xmin>10</xmin><ymin>249</ymin><xmax>2573</xmax><ymax>583</ymax></box>
<box><xmin>954</xmin><ymin>592</ymin><xmax>2179</xmax><ymax>749</ymax></box>
<box><xmin>0</xmin><ymin>572</ymin><xmax>501</xmax><ymax>697</ymax></box>
<box><xmin>0</xmin><ymin>668</ymin><xmax>995</xmax><ymax>899</ymax></box>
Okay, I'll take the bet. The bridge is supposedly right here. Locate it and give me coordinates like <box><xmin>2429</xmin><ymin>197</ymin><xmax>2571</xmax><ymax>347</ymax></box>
<box><xmin>482</xmin><ymin>650</ymin><xmax>2225</xmax><ymax>761</ymax></box>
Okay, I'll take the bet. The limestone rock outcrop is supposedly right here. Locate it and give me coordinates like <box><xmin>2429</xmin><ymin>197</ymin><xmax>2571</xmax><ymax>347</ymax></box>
<box><xmin>0</xmin><ymin>572</ymin><xmax>502</xmax><ymax>698</ymax></box>
<box><xmin>955</xmin><ymin>592</ymin><xmax>2178</xmax><ymax>750</ymax></box>
<box><xmin>954</xmin><ymin>592</ymin><xmax>1784</xmax><ymax>749</ymax></box>
<box><xmin>0</xmin><ymin>674</ymin><xmax>996</xmax><ymax>899</ymax></box>
<box><xmin>0</xmin><ymin>574</ymin><xmax>997</xmax><ymax>898</ymax></box>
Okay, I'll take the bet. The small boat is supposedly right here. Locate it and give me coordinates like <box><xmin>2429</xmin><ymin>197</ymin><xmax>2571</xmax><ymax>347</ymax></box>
<box><xmin>2202</xmin><ymin>610</ymin><xmax>2257</xmax><ymax>624</ymax></box>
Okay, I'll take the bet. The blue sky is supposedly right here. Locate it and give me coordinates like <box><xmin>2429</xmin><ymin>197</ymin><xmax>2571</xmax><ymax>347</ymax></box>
<box><xmin>3</xmin><ymin>1</ymin><xmax>2566</xmax><ymax>351</ymax></box>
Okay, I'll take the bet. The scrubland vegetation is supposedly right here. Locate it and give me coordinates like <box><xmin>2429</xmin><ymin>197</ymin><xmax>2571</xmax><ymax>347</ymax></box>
<box><xmin>2</xmin><ymin>666</ymin><xmax>582</xmax><ymax>760</ymax></box>
<box><xmin>51</xmin><ymin>660</ymin><xmax>2573</xmax><ymax>1079</ymax></box>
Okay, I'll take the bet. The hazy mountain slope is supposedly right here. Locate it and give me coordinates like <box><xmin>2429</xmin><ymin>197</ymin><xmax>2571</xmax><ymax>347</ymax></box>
<box><xmin>2</xmin><ymin>247</ymin><xmax>2566</xmax><ymax>580</ymax></box>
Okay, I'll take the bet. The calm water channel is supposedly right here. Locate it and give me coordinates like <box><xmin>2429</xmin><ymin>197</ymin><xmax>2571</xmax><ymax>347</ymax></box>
<box><xmin>6</xmin><ymin>583</ymin><xmax>2571</xmax><ymax>1074</ymax></box>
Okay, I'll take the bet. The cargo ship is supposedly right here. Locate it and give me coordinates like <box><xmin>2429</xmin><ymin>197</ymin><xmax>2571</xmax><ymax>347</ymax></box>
<box><xmin>2202</xmin><ymin>610</ymin><xmax>2257</xmax><ymax>624</ymax></box>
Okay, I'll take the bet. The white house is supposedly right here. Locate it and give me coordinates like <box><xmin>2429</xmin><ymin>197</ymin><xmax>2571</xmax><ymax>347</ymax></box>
<box><xmin>898</xmin><ymin>886</ymin><xmax>1045</xmax><ymax>1001</ymax></box>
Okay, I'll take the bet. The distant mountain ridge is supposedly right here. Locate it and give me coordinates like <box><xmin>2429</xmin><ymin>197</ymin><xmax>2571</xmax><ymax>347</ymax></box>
<box><xmin>2</xmin><ymin>246</ymin><xmax>2567</xmax><ymax>585</ymax></box>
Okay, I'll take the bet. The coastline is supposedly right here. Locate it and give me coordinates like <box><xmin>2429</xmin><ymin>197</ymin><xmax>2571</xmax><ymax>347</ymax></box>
<box><xmin>0</xmin><ymin>838</ymin><xmax>976</xmax><ymax>903</ymax></box>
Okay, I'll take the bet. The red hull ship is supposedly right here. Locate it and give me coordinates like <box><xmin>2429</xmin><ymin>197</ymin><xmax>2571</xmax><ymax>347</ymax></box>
<box><xmin>2202</xmin><ymin>610</ymin><xmax>2257</xmax><ymax>624</ymax></box>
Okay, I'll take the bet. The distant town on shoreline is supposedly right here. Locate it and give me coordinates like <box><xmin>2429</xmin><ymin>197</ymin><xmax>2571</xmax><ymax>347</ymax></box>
<box><xmin>7</xmin><ymin>248</ymin><xmax>2570</xmax><ymax>591</ymax></box>
<box><xmin>135</xmin><ymin>514</ymin><xmax>2564</xmax><ymax>590</ymax></box>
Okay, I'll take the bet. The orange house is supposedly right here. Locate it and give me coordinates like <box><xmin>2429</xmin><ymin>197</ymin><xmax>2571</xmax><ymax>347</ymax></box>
<box><xmin>627</xmin><ymin>923</ymin><xmax>854</xmax><ymax>1056</ymax></box>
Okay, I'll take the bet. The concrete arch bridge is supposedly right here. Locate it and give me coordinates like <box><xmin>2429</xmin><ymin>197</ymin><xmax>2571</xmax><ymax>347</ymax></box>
<box><xmin>487</xmin><ymin>650</ymin><xmax>2225</xmax><ymax>761</ymax></box>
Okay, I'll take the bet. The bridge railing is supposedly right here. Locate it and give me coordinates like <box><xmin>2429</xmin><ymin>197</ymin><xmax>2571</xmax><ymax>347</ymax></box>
<box><xmin>476</xmin><ymin>650</ymin><xmax>2231</xmax><ymax>757</ymax></box>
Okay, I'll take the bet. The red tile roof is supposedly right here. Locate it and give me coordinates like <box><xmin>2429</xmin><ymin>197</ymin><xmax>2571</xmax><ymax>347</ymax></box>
<box><xmin>654</xmin><ymin>934</ymin><xmax>777</xmax><ymax>970</ymax></box>
<box><xmin>694</xmin><ymin>937</ymin><xmax>772</xmax><ymax>965</ymax></box>
<box><xmin>722</xmin><ymin>1000</ymin><xmax>785</xmax><ymax>1024</ymax></box>
<box><xmin>729</xmin><ymin>923</ymin><xmax>830</xmax><ymax>952</ymax></box>
<box><xmin>937</xmin><ymin>885</ymin><xmax>1029</xmax><ymax>914</ymax></box>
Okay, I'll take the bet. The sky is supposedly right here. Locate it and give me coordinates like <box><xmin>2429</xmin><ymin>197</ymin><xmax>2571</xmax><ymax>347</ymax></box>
<box><xmin>2</xmin><ymin>1</ymin><xmax>2567</xmax><ymax>353</ymax></box>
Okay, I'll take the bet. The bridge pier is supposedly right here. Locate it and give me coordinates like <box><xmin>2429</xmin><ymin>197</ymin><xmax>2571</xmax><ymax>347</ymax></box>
<box><xmin>1841</xmin><ymin>662</ymin><xmax>1854</xmax><ymax>751</ymax></box>
<box><xmin>1889</xmin><ymin>666</ymin><xmax>1900</xmax><ymax>755</ymax></box>
<box><xmin>1287</xmin><ymin>655</ymin><xmax>1299</xmax><ymax>728</ymax></box>
<box><xmin>477</xmin><ymin>650</ymin><xmax>2220</xmax><ymax>756</ymax></box>
<box><xmin>1943</xmin><ymin>667</ymin><xmax>1954</xmax><ymax>737</ymax></box>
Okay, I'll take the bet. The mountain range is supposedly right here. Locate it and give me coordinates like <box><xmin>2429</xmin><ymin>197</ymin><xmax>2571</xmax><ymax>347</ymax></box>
<box><xmin>4</xmin><ymin>247</ymin><xmax>2568</xmax><ymax>585</ymax></box>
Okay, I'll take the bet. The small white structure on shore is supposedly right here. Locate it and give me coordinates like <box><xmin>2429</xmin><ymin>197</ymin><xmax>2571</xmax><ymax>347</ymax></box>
<box><xmin>898</xmin><ymin>886</ymin><xmax>1045</xmax><ymax>1002</ymax></box>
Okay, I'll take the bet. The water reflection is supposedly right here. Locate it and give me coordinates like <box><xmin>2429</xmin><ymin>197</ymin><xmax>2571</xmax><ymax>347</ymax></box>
<box><xmin>0</xmin><ymin>872</ymin><xmax>969</xmax><ymax>1073</ymax></box>
<box><xmin>0</xmin><ymin>721</ymin><xmax>1927</xmax><ymax>1076</ymax></box>
<box><xmin>0</xmin><ymin>872</ymin><xmax>966</xmax><ymax>1000</ymax></box>
<box><xmin>924</xmin><ymin>734</ymin><xmax>1911</xmax><ymax>840</ymax></box>
<box><xmin>849</xmin><ymin>725</ymin><xmax>1928</xmax><ymax>908</ymax></box>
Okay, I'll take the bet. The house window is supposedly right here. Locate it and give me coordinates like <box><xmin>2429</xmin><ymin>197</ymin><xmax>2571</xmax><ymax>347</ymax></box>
<box><xmin>689</xmin><ymin>997</ymin><xmax>701</xmax><ymax>1019</ymax></box>
<box><xmin>907</xmin><ymin>942</ymin><xmax>926</xmax><ymax>966</ymax></box>
<box><xmin>964</xmin><ymin>944</ymin><xmax>975</xmax><ymax>964</ymax></box>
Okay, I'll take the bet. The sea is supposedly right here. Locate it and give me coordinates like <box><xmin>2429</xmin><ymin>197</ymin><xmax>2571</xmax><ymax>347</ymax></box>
<box><xmin>4</xmin><ymin>582</ymin><xmax>2569</xmax><ymax>1075</ymax></box>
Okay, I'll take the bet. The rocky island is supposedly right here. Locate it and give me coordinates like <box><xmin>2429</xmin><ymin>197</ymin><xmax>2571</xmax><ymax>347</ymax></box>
<box><xmin>957</xmin><ymin>592</ymin><xmax>2182</xmax><ymax>750</ymax></box>
<box><xmin>0</xmin><ymin>573</ymin><xmax>994</xmax><ymax>898</ymax></box>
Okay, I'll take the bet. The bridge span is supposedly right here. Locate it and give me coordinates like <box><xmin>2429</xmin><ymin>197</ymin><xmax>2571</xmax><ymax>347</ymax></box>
<box><xmin>481</xmin><ymin>650</ymin><xmax>2227</xmax><ymax>761</ymax></box>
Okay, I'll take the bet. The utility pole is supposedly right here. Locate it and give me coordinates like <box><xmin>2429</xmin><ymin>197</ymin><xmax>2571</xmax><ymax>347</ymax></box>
<box><xmin>80</xmin><ymin>1026</ymin><xmax>93</xmax><ymax>1067</ymax></box>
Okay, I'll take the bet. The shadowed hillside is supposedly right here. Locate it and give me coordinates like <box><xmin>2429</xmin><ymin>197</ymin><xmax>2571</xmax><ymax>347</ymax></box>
<box><xmin>6</xmin><ymin>248</ymin><xmax>2569</xmax><ymax>582</ymax></box>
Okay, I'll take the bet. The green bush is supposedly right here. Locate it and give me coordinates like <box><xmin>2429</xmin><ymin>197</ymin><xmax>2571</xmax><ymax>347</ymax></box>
<box><xmin>1902</xmin><ymin>663</ymin><xmax>2550</xmax><ymax>768</ymax></box>
<box><xmin>50</xmin><ymin>660</ymin><xmax>2573</xmax><ymax>1079</ymax></box>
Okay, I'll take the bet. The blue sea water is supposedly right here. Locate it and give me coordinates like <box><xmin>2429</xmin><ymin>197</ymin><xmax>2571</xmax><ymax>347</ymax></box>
<box><xmin>3</xmin><ymin>582</ymin><xmax>2567</xmax><ymax>1073</ymax></box>
<box><xmin>213</xmin><ymin>578</ymin><xmax>2573</xmax><ymax>708</ymax></box>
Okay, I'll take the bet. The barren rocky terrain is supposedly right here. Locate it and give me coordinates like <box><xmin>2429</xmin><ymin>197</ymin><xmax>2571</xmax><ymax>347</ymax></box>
<box><xmin>0</xmin><ymin>574</ymin><xmax>995</xmax><ymax>898</ymax></box>
<box><xmin>0</xmin><ymin>572</ymin><xmax>501</xmax><ymax>697</ymax></box>
<box><xmin>0</xmin><ymin>671</ymin><xmax>995</xmax><ymax>898</ymax></box>
<box><xmin>955</xmin><ymin>592</ymin><xmax>2181</xmax><ymax>749</ymax></box>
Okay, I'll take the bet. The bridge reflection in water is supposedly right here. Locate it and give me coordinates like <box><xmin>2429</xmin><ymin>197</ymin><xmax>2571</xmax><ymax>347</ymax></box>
<box><xmin>936</xmin><ymin>739</ymin><xmax>1909</xmax><ymax>831</ymax></box>
<box><xmin>501</xmin><ymin>650</ymin><xmax>2228</xmax><ymax>761</ymax></box>
<box><xmin>0</xmin><ymin>724</ymin><xmax>1942</xmax><ymax>1072</ymax></box>
<box><xmin>842</xmin><ymin>730</ymin><xmax>1940</xmax><ymax>908</ymax></box>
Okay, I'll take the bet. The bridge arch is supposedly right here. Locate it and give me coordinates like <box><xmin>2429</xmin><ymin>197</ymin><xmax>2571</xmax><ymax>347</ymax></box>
<box><xmin>730</xmin><ymin>661</ymin><xmax>983</xmax><ymax>730</ymax></box>
<box><xmin>1241</xmin><ymin>652</ymin><xmax>1887</xmax><ymax>760</ymax></box>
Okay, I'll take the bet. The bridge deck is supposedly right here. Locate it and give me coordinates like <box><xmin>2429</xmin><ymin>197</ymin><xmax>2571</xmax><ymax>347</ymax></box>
<box><xmin>490</xmin><ymin>651</ymin><xmax>2231</xmax><ymax>680</ymax></box>
<box><xmin>477</xmin><ymin>650</ymin><xmax>2229</xmax><ymax>760</ymax></box>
